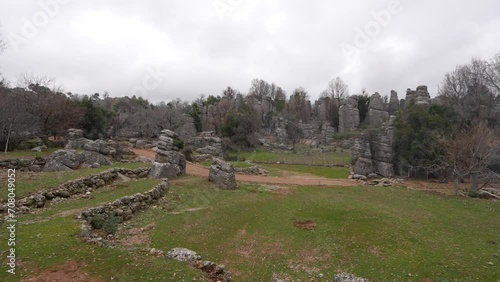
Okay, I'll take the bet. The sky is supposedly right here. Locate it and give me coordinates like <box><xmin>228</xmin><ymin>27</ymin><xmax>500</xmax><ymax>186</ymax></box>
<box><xmin>0</xmin><ymin>0</ymin><xmax>499</xmax><ymax>103</ymax></box>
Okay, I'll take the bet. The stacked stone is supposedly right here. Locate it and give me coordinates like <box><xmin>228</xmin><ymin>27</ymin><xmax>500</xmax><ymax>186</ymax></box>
<box><xmin>188</xmin><ymin>134</ymin><xmax>224</xmax><ymax>162</ymax></box>
<box><xmin>365</xmin><ymin>93</ymin><xmax>390</xmax><ymax>128</ymax></box>
<box><xmin>149</xmin><ymin>130</ymin><xmax>186</xmax><ymax>179</ymax></box>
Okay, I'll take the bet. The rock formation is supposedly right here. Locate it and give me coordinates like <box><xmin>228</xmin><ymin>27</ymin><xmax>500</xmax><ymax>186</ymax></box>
<box><xmin>149</xmin><ymin>130</ymin><xmax>186</xmax><ymax>179</ymax></box>
<box><xmin>388</xmin><ymin>90</ymin><xmax>400</xmax><ymax>115</ymax></box>
<box><xmin>405</xmin><ymin>85</ymin><xmax>431</xmax><ymax>107</ymax></box>
<box><xmin>352</xmin><ymin>116</ymin><xmax>396</xmax><ymax>177</ymax></box>
<box><xmin>65</xmin><ymin>129</ymin><xmax>91</xmax><ymax>150</ymax></box>
<box><xmin>209</xmin><ymin>158</ymin><xmax>237</xmax><ymax>190</ymax></box>
<box><xmin>365</xmin><ymin>93</ymin><xmax>389</xmax><ymax>128</ymax></box>
<box><xmin>178</xmin><ymin>114</ymin><xmax>197</xmax><ymax>140</ymax></box>
<box><xmin>187</xmin><ymin>134</ymin><xmax>224</xmax><ymax>162</ymax></box>
<box><xmin>338</xmin><ymin>96</ymin><xmax>360</xmax><ymax>133</ymax></box>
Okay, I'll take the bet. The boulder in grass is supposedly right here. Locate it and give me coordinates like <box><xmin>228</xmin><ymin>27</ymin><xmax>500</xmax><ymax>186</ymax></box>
<box><xmin>209</xmin><ymin>158</ymin><xmax>237</xmax><ymax>190</ymax></box>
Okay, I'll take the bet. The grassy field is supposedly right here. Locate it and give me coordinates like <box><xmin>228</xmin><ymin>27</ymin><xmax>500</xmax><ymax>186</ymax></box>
<box><xmin>1</xmin><ymin>173</ymin><xmax>499</xmax><ymax>281</ymax></box>
<box><xmin>0</xmin><ymin>148</ymin><xmax>58</xmax><ymax>160</ymax></box>
<box><xmin>228</xmin><ymin>147</ymin><xmax>352</xmax><ymax>166</ymax></box>
<box><xmin>199</xmin><ymin>161</ymin><xmax>349</xmax><ymax>178</ymax></box>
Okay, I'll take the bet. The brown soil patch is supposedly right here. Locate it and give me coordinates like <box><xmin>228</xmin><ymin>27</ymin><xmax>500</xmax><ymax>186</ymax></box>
<box><xmin>23</xmin><ymin>261</ymin><xmax>101</xmax><ymax>282</ymax></box>
<box><xmin>293</xmin><ymin>220</ymin><xmax>317</xmax><ymax>230</ymax></box>
<box><xmin>116</xmin><ymin>223</ymin><xmax>155</xmax><ymax>246</ymax></box>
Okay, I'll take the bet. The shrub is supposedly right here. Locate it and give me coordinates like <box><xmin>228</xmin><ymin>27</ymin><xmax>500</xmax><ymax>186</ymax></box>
<box><xmin>90</xmin><ymin>214</ymin><xmax>105</xmax><ymax>229</ymax></box>
<box><xmin>103</xmin><ymin>214</ymin><xmax>119</xmax><ymax>234</ymax></box>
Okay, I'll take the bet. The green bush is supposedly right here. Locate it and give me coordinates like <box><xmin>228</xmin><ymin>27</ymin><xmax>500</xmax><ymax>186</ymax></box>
<box><xmin>103</xmin><ymin>214</ymin><xmax>119</xmax><ymax>234</ymax></box>
<box><xmin>90</xmin><ymin>214</ymin><xmax>105</xmax><ymax>229</ymax></box>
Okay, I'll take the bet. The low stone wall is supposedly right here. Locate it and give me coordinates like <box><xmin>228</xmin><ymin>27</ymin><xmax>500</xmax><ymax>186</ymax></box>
<box><xmin>81</xmin><ymin>180</ymin><xmax>168</xmax><ymax>229</ymax></box>
<box><xmin>0</xmin><ymin>157</ymin><xmax>47</xmax><ymax>172</ymax></box>
<box><xmin>0</xmin><ymin>168</ymin><xmax>150</xmax><ymax>215</ymax></box>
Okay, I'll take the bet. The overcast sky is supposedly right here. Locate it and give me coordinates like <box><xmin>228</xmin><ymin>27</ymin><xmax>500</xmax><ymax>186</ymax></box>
<box><xmin>1</xmin><ymin>0</ymin><xmax>499</xmax><ymax>103</ymax></box>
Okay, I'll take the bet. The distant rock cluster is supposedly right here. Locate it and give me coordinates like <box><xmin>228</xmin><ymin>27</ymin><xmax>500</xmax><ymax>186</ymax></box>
<box><xmin>187</xmin><ymin>133</ymin><xmax>224</xmax><ymax>162</ymax></box>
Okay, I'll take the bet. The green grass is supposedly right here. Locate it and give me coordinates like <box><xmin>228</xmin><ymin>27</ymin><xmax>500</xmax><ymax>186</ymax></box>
<box><xmin>229</xmin><ymin>148</ymin><xmax>352</xmax><ymax>166</ymax></box>
<box><xmin>0</xmin><ymin>148</ymin><xmax>58</xmax><ymax>160</ymax></box>
<box><xmin>260</xmin><ymin>164</ymin><xmax>349</xmax><ymax>179</ymax></box>
<box><xmin>0</xmin><ymin>162</ymin><xmax>151</xmax><ymax>202</ymax></box>
<box><xmin>1</xmin><ymin>175</ymin><xmax>499</xmax><ymax>281</ymax></box>
<box><xmin>148</xmin><ymin>178</ymin><xmax>500</xmax><ymax>281</ymax></box>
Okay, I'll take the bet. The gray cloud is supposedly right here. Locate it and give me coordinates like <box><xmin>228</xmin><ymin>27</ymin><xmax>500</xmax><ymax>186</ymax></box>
<box><xmin>0</xmin><ymin>0</ymin><xmax>499</xmax><ymax>103</ymax></box>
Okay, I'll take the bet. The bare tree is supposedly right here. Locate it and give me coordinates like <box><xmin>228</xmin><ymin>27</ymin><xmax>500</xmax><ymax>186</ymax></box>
<box><xmin>483</xmin><ymin>52</ymin><xmax>500</xmax><ymax>95</ymax></box>
<box><xmin>438</xmin><ymin>61</ymin><xmax>496</xmax><ymax>122</ymax></box>
<box><xmin>440</xmin><ymin>123</ymin><xmax>499</xmax><ymax>195</ymax></box>
<box><xmin>327</xmin><ymin>76</ymin><xmax>349</xmax><ymax>101</ymax></box>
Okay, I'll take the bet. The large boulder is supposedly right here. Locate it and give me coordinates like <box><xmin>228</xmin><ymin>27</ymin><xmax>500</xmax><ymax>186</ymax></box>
<box><xmin>43</xmin><ymin>150</ymin><xmax>84</xmax><ymax>171</ymax></box>
<box><xmin>83</xmin><ymin>140</ymin><xmax>116</xmax><ymax>156</ymax></box>
<box><xmin>149</xmin><ymin>162</ymin><xmax>181</xmax><ymax>179</ymax></box>
<box><xmin>81</xmin><ymin>151</ymin><xmax>113</xmax><ymax>166</ymax></box>
<box><xmin>209</xmin><ymin>159</ymin><xmax>237</xmax><ymax>190</ymax></box>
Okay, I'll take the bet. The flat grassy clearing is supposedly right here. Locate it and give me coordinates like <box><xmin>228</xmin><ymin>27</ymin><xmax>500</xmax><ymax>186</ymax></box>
<box><xmin>1</xmin><ymin>174</ymin><xmax>499</xmax><ymax>281</ymax></box>
<box><xmin>259</xmin><ymin>164</ymin><xmax>349</xmax><ymax>179</ymax></box>
<box><xmin>0</xmin><ymin>148</ymin><xmax>58</xmax><ymax>160</ymax></box>
<box><xmin>0</xmin><ymin>162</ymin><xmax>151</xmax><ymax>202</ymax></box>
<box><xmin>228</xmin><ymin>148</ymin><xmax>352</xmax><ymax>166</ymax></box>
<box><xmin>199</xmin><ymin>161</ymin><xmax>349</xmax><ymax>179</ymax></box>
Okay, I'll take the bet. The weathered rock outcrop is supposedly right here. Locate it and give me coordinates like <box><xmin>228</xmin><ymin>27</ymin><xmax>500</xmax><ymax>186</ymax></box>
<box><xmin>338</xmin><ymin>102</ymin><xmax>360</xmax><ymax>133</ymax></box>
<box><xmin>352</xmin><ymin>116</ymin><xmax>396</xmax><ymax>177</ymax></box>
<box><xmin>365</xmin><ymin>93</ymin><xmax>389</xmax><ymax>128</ymax></box>
<box><xmin>65</xmin><ymin>129</ymin><xmax>92</xmax><ymax>150</ymax></box>
<box><xmin>406</xmin><ymin>85</ymin><xmax>431</xmax><ymax>107</ymax></box>
<box><xmin>388</xmin><ymin>90</ymin><xmax>400</xmax><ymax>115</ymax></box>
<box><xmin>209</xmin><ymin>158</ymin><xmax>237</xmax><ymax>189</ymax></box>
<box><xmin>43</xmin><ymin>149</ymin><xmax>85</xmax><ymax>171</ymax></box>
<box><xmin>188</xmin><ymin>134</ymin><xmax>224</xmax><ymax>162</ymax></box>
<box><xmin>149</xmin><ymin>130</ymin><xmax>186</xmax><ymax>179</ymax></box>
<box><xmin>178</xmin><ymin>114</ymin><xmax>197</xmax><ymax>140</ymax></box>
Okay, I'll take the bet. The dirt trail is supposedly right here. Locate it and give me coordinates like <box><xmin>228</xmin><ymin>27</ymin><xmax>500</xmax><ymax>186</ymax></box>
<box><xmin>132</xmin><ymin>149</ymin><xmax>359</xmax><ymax>187</ymax></box>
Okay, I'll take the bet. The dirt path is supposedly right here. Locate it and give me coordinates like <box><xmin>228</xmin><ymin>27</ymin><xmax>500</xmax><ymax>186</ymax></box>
<box><xmin>132</xmin><ymin>149</ymin><xmax>359</xmax><ymax>187</ymax></box>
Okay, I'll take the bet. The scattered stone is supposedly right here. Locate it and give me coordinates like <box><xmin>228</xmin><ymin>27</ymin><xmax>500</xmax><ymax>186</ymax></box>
<box><xmin>166</xmin><ymin>248</ymin><xmax>201</xmax><ymax>262</ymax></box>
<box><xmin>334</xmin><ymin>273</ymin><xmax>370</xmax><ymax>282</ymax></box>
<box><xmin>31</xmin><ymin>145</ymin><xmax>48</xmax><ymax>152</ymax></box>
<box><xmin>352</xmin><ymin>174</ymin><xmax>368</xmax><ymax>181</ymax></box>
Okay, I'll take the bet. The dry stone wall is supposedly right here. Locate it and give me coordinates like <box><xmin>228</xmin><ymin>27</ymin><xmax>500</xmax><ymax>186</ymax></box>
<box><xmin>0</xmin><ymin>168</ymin><xmax>150</xmax><ymax>215</ymax></box>
<box><xmin>81</xmin><ymin>180</ymin><xmax>168</xmax><ymax>227</ymax></box>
